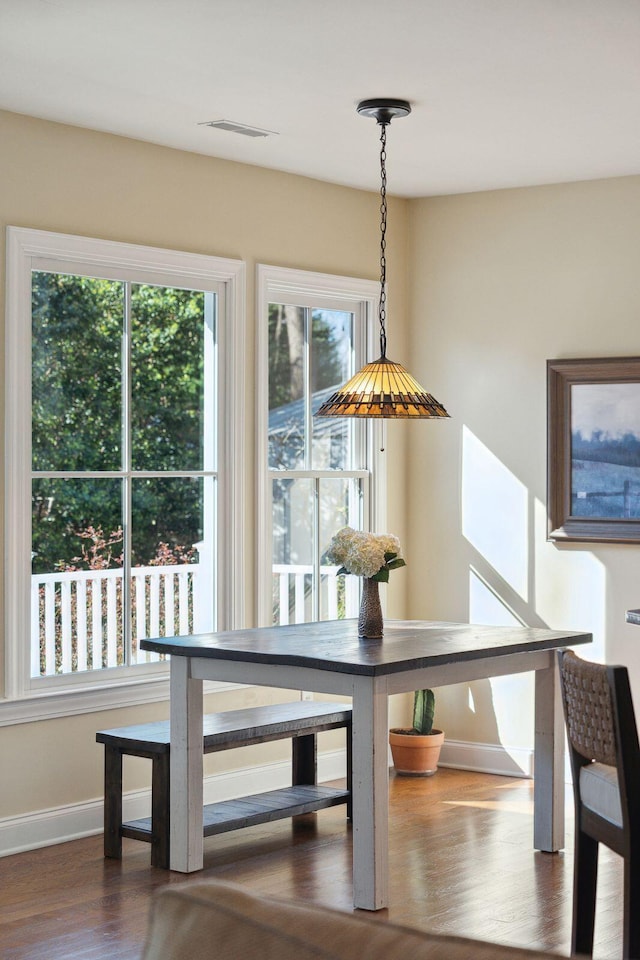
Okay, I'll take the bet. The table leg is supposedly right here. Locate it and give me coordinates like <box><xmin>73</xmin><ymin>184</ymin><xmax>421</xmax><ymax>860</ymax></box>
<box><xmin>351</xmin><ymin>677</ymin><xmax>389</xmax><ymax>910</ymax></box>
<box><xmin>533</xmin><ymin>657</ymin><xmax>565</xmax><ymax>852</ymax></box>
<box><xmin>169</xmin><ymin>656</ymin><xmax>204</xmax><ymax>872</ymax></box>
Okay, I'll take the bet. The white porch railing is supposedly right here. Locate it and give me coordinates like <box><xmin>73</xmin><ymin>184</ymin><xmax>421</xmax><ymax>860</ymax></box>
<box><xmin>31</xmin><ymin>563</ymin><xmax>360</xmax><ymax>678</ymax></box>
<box><xmin>31</xmin><ymin>564</ymin><xmax>200</xmax><ymax>678</ymax></box>
<box><xmin>272</xmin><ymin>564</ymin><xmax>360</xmax><ymax>625</ymax></box>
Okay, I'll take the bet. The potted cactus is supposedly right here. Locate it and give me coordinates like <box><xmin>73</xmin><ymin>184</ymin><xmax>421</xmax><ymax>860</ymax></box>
<box><xmin>389</xmin><ymin>689</ymin><xmax>445</xmax><ymax>776</ymax></box>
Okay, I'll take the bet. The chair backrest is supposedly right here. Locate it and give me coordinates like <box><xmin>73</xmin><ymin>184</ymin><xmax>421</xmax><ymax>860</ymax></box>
<box><xmin>559</xmin><ymin>650</ymin><xmax>617</xmax><ymax>765</ymax></box>
<box><xmin>558</xmin><ymin>649</ymin><xmax>640</xmax><ymax>835</ymax></box>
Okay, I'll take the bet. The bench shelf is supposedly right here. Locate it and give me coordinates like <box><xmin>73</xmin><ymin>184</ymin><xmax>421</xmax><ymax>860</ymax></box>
<box><xmin>123</xmin><ymin>784</ymin><xmax>350</xmax><ymax>841</ymax></box>
<box><xmin>97</xmin><ymin>700</ymin><xmax>352</xmax><ymax>868</ymax></box>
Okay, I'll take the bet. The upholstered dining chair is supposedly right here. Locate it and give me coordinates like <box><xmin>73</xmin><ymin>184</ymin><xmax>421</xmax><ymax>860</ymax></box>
<box><xmin>558</xmin><ymin>650</ymin><xmax>640</xmax><ymax>959</ymax></box>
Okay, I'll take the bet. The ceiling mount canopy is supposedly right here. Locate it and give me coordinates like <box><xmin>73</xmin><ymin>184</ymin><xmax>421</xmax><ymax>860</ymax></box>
<box><xmin>356</xmin><ymin>98</ymin><xmax>412</xmax><ymax>122</ymax></box>
<box><xmin>317</xmin><ymin>98</ymin><xmax>449</xmax><ymax>420</ymax></box>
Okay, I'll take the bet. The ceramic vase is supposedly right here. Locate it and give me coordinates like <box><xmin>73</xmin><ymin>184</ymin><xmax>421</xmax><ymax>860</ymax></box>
<box><xmin>358</xmin><ymin>577</ymin><xmax>383</xmax><ymax>638</ymax></box>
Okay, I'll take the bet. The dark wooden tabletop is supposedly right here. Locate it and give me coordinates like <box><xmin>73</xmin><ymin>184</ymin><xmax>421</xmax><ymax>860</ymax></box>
<box><xmin>140</xmin><ymin>619</ymin><xmax>592</xmax><ymax>678</ymax></box>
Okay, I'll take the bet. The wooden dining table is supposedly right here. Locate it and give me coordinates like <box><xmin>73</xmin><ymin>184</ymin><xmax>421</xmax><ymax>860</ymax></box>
<box><xmin>141</xmin><ymin>618</ymin><xmax>591</xmax><ymax>911</ymax></box>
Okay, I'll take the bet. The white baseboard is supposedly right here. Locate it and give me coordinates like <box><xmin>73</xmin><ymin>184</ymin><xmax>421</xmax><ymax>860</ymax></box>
<box><xmin>438</xmin><ymin>738</ymin><xmax>534</xmax><ymax>778</ymax></box>
<box><xmin>0</xmin><ymin>749</ymin><xmax>348</xmax><ymax>859</ymax></box>
<box><xmin>0</xmin><ymin>741</ymin><xmax>542</xmax><ymax>858</ymax></box>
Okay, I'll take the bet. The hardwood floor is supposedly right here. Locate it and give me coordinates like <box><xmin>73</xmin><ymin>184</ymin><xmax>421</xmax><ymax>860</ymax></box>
<box><xmin>0</xmin><ymin>769</ymin><xmax>624</xmax><ymax>959</ymax></box>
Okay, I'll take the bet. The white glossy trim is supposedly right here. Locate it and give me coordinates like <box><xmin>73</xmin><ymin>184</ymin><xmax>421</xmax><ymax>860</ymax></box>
<box><xmin>438</xmin><ymin>738</ymin><xmax>535</xmax><ymax>778</ymax></box>
<box><xmin>0</xmin><ymin>677</ymin><xmax>246</xmax><ymax>726</ymax></box>
<box><xmin>14</xmin><ymin>227</ymin><xmax>244</xmax><ymax>285</ymax></box>
<box><xmin>258</xmin><ymin>264</ymin><xmax>381</xmax><ymax>304</ymax></box>
<box><xmin>0</xmin><ymin>748</ymin><xmax>348</xmax><ymax>857</ymax></box>
<box><xmin>217</xmin><ymin>263</ymin><xmax>246</xmax><ymax>631</ymax></box>
<box><xmin>255</xmin><ymin>264</ymin><xmax>384</xmax><ymax>626</ymax></box>
<box><xmin>5</xmin><ymin>227</ymin><xmax>35</xmax><ymax>698</ymax></box>
<box><xmin>4</xmin><ymin>226</ymin><xmax>245</xmax><ymax>707</ymax></box>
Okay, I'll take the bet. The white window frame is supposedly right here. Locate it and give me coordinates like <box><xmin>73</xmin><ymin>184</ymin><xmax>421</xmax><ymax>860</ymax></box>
<box><xmin>256</xmin><ymin>264</ymin><xmax>386</xmax><ymax>627</ymax></box>
<box><xmin>3</xmin><ymin>227</ymin><xmax>245</xmax><ymax>724</ymax></box>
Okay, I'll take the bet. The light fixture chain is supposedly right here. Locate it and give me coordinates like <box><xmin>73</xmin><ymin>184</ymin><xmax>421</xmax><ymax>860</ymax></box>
<box><xmin>315</xmin><ymin>98</ymin><xmax>450</xmax><ymax>419</ymax></box>
<box><xmin>379</xmin><ymin>121</ymin><xmax>388</xmax><ymax>358</ymax></box>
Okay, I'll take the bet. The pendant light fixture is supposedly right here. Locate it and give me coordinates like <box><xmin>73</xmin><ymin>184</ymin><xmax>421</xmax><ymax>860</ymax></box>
<box><xmin>317</xmin><ymin>99</ymin><xmax>449</xmax><ymax>419</ymax></box>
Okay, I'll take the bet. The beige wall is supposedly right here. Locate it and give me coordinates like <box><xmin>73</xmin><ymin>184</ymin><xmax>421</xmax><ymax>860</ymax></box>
<box><xmin>407</xmin><ymin>177</ymin><xmax>640</xmax><ymax>751</ymax></box>
<box><xmin>5</xmin><ymin>106</ymin><xmax>640</xmax><ymax>829</ymax></box>
<box><xmin>0</xmin><ymin>110</ymin><xmax>410</xmax><ymax>820</ymax></box>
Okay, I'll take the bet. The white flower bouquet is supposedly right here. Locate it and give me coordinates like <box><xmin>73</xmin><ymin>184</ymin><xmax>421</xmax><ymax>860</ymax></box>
<box><xmin>326</xmin><ymin>526</ymin><xmax>406</xmax><ymax>582</ymax></box>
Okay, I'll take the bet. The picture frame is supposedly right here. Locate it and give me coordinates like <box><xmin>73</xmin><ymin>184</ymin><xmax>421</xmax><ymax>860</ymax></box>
<box><xmin>547</xmin><ymin>356</ymin><xmax>640</xmax><ymax>543</ymax></box>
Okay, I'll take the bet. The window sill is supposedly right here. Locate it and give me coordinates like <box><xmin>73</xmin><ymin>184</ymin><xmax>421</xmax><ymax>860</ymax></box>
<box><xmin>0</xmin><ymin>675</ymin><xmax>247</xmax><ymax>726</ymax></box>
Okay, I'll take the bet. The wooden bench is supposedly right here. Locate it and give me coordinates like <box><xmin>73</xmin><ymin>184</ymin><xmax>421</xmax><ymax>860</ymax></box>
<box><xmin>96</xmin><ymin>700</ymin><xmax>352</xmax><ymax>868</ymax></box>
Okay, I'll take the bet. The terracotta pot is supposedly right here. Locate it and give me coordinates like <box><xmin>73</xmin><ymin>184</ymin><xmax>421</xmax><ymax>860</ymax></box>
<box><xmin>389</xmin><ymin>728</ymin><xmax>445</xmax><ymax>777</ymax></box>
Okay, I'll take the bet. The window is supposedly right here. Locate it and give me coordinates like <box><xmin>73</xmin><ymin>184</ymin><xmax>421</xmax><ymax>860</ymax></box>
<box><xmin>257</xmin><ymin>265</ymin><xmax>384</xmax><ymax>626</ymax></box>
<box><xmin>4</xmin><ymin>228</ymin><xmax>244</xmax><ymax>719</ymax></box>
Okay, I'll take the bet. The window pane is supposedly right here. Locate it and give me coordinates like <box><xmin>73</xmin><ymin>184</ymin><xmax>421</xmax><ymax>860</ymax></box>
<box><xmin>268</xmin><ymin>303</ymin><xmax>305</xmax><ymax>470</ymax></box>
<box><xmin>131</xmin><ymin>477</ymin><xmax>214</xmax><ymax>653</ymax></box>
<box><xmin>32</xmin><ymin>478</ymin><xmax>122</xmax><ymax>575</ymax></box>
<box><xmin>311</xmin><ymin>310</ymin><xmax>355</xmax><ymax>469</ymax></box>
<box><xmin>261</xmin><ymin>268</ymin><xmax>375</xmax><ymax>632</ymax></box>
<box><xmin>32</xmin><ymin>272</ymin><xmax>123</xmax><ymax>471</ymax></box>
<box><xmin>319</xmin><ymin>477</ymin><xmax>362</xmax><ymax>621</ymax></box>
<box><xmin>272</xmin><ymin>477</ymin><xmax>313</xmax><ymax>624</ymax></box>
<box><xmin>131</xmin><ymin>285</ymin><xmax>211</xmax><ymax>471</ymax></box>
<box><xmin>31</xmin><ymin>478</ymin><xmax>123</xmax><ymax>677</ymax></box>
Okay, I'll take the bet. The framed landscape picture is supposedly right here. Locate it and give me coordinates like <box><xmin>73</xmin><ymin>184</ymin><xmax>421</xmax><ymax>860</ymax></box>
<box><xmin>547</xmin><ymin>357</ymin><xmax>640</xmax><ymax>542</ymax></box>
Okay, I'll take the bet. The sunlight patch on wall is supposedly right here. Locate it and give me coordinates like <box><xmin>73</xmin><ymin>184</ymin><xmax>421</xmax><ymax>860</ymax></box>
<box><xmin>462</xmin><ymin>427</ymin><xmax>528</xmax><ymax>600</ymax></box>
<box><xmin>534</xmin><ymin>498</ymin><xmax>605</xmax><ymax>660</ymax></box>
<box><xmin>469</xmin><ymin>566</ymin><xmax>523</xmax><ymax>628</ymax></box>
<box><xmin>469</xmin><ymin>568</ymin><xmax>534</xmax><ymax>759</ymax></box>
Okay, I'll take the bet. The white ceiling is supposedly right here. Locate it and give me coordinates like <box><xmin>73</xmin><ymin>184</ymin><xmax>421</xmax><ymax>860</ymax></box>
<box><xmin>2</xmin><ymin>0</ymin><xmax>640</xmax><ymax>198</ymax></box>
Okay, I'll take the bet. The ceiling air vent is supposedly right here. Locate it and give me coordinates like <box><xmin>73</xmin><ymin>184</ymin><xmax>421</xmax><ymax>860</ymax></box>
<box><xmin>199</xmin><ymin>119</ymin><xmax>277</xmax><ymax>138</ymax></box>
